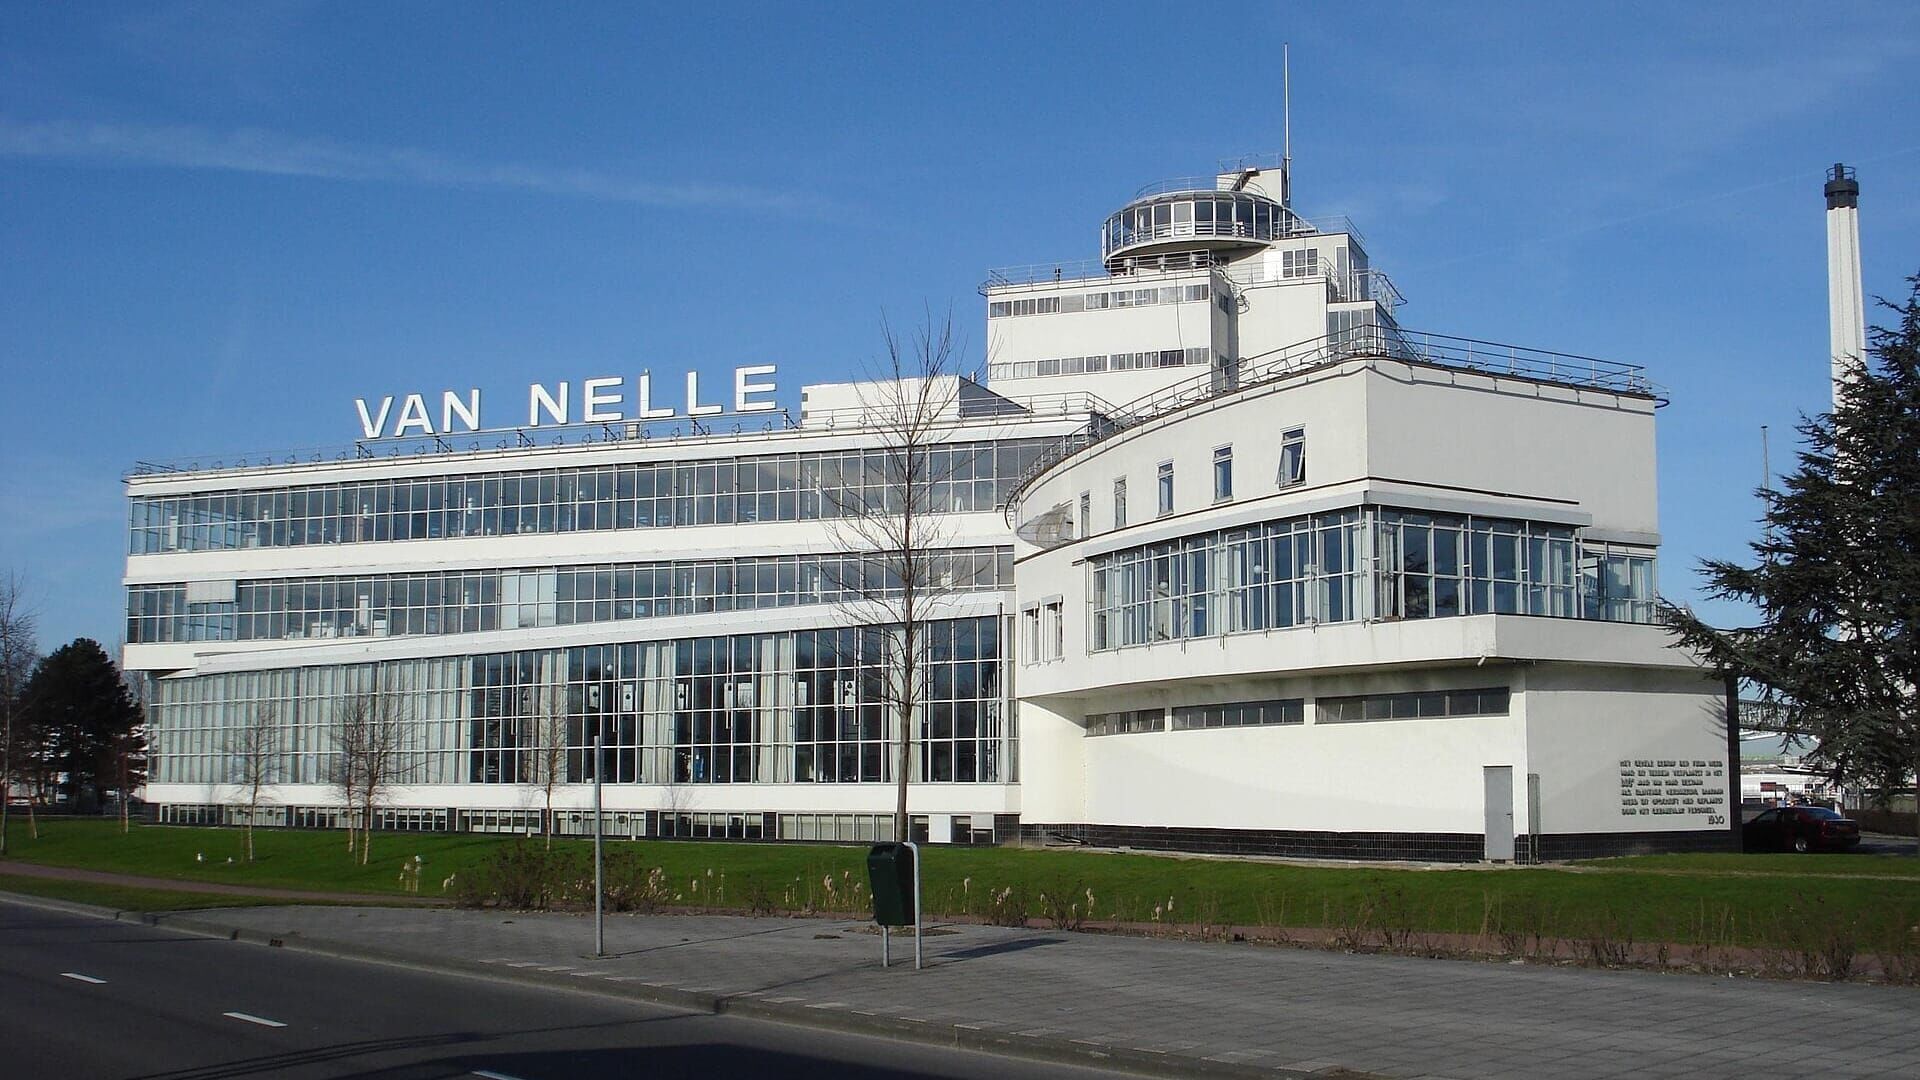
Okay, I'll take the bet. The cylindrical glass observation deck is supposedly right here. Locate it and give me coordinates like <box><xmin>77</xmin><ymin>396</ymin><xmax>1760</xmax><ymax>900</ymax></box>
<box><xmin>1100</xmin><ymin>181</ymin><xmax>1304</xmax><ymax>270</ymax></box>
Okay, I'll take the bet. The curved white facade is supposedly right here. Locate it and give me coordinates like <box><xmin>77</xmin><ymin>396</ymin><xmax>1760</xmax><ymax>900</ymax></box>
<box><xmin>1008</xmin><ymin>352</ymin><xmax>1728</xmax><ymax>858</ymax></box>
<box><xmin>125</xmin><ymin>155</ymin><xmax>1732</xmax><ymax>859</ymax></box>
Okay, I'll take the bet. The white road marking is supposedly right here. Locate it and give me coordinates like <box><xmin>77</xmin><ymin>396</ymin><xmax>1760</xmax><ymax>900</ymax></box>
<box><xmin>60</xmin><ymin>973</ymin><xmax>106</xmax><ymax>984</ymax></box>
<box><xmin>473</xmin><ymin>1071</ymin><xmax>529</xmax><ymax>1080</ymax></box>
<box><xmin>222</xmin><ymin>1011</ymin><xmax>287</xmax><ymax>1028</ymax></box>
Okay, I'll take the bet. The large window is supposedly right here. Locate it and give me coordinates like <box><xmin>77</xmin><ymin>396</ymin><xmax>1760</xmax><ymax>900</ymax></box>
<box><xmin>1374</xmin><ymin>512</ymin><xmax>1578</xmax><ymax>621</ymax></box>
<box><xmin>1089</xmin><ymin>510</ymin><xmax>1364</xmax><ymax>650</ymax></box>
<box><xmin>129</xmin><ymin>439</ymin><xmax>1052</xmax><ymax>554</ymax></box>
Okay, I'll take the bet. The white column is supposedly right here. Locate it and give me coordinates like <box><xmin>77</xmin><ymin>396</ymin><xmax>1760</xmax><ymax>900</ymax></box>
<box><xmin>1826</xmin><ymin>186</ymin><xmax>1866</xmax><ymax>409</ymax></box>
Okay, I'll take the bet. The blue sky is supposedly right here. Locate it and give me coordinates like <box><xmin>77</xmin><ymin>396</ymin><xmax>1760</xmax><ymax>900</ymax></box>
<box><xmin>3</xmin><ymin>2</ymin><xmax>1918</xmax><ymax>654</ymax></box>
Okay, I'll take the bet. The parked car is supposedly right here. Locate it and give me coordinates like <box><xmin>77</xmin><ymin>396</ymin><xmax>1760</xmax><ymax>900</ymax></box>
<box><xmin>1742</xmin><ymin>806</ymin><xmax>1862</xmax><ymax>853</ymax></box>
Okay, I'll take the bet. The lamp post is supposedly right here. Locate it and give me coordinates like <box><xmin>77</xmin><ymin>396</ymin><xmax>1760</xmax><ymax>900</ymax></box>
<box><xmin>593</xmin><ymin>728</ymin><xmax>604</xmax><ymax>959</ymax></box>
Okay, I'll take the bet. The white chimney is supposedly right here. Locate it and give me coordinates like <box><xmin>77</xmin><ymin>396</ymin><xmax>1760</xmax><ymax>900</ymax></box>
<box><xmin>1825</xmin><ymin>163</ymin><xmax>1865</xmax><ymax>409</ymax></box>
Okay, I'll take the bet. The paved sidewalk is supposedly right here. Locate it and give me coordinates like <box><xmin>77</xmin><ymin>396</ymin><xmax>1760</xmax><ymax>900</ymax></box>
<box><xmin>125</xmin><ymin>904</ymin><xmax>1920</xmax><ymax>1080</ymax></box>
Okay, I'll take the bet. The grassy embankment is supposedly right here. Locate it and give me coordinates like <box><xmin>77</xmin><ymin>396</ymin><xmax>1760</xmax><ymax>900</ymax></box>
<box><xmin>3</xmin><ymin>819</ymin><xmax>1917</xmax><ymax>954</ymax></box>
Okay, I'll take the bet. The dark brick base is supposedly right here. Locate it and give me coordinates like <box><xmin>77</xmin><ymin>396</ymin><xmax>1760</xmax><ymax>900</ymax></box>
<box><xmin>1534</xmin><ymin>828</ymin><xmax>1737</xmax><ymax>860</ymax></box>
<box><xmin>1020</xmin><ymin>823</ymin><xmax>1736</xmax><ymax>863</ymax></box>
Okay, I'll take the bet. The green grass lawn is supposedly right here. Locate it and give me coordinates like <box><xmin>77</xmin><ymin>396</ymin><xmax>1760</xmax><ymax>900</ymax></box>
<box><xmin>4</xmin><ymin>819</ymin><xmax>1917</xmax><ymax>951</ymax></box>
<box><xmin>0</xmin><ymin>870</ymin><xmax>297</xmax><ymax>912</ymax></box>
<box><xmin>1574</xmin><ymin>852</ymin><xmax>1920</xmax><ymax>877</ymax></box>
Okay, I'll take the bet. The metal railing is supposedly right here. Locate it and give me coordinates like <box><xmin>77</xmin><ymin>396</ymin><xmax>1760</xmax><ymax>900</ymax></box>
<box><xmin>128</xmin><ymin>390</ymin><xmax>1124</xmax><ymax>480</ymax></box>
<box><xmin>986</xmin><ymin>215</ymin><xmax>1368</xmax><ymax>291</ymax></box>
<box><xmin>127</xmin><ymin>411</ymin><xmax>807</xmax><ymax>478</ymax></box>
<box><xmin>1001</xmin><ymin>325</ymin><xmax>1663</xmax><ymax>525</ymax></box>
<box><xmin>1330</xmin><ymin>268</ymin><xmax>1405</xmax><ymax>309</ymax></box>
<box><xmin>1130</xmin><ymin>175</ymin><xmax>1250</xmax><ymax>200</ymax></box>
<box><xmin>983</xmin><ymin>253</ymin><xmax>1221</xmax><ymax>290</ymax></box>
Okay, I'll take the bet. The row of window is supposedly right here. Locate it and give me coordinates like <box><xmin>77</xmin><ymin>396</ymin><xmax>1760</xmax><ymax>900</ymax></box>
<box><xmin>1101</xmin><ymin>193</ymin><xmax>1297</xmax><ymax>258</ymax></box>
<box><xmin>1173</xmin><ymin>698</ymin><xmax>1305</xmax><ymax>729</ymax></box>
<box><xmin>129</xmin><ymin>439</ymin><xmax>1051</xmax><ymax>554</ymax></box>
<box><xmin>126</xmin><ymin>547</ymin><xmax>1012</xmax><ymax>644</ymax></box>
<box><xmin>1318</xmin><ymin>687</ymin><xmax>1511</xmax><ymax>723</ymax></box>
<box><xmin>1093</xmin><ymin>431</ymin><xmax>1306</xmax><ymax>536</ymax></box>
<box><xmin>1084</xmin><ymin>708</ymin><xmax>1166</xmax><ymax>736</ymax></box>
<box><xmin>988</xmin><ymin>282</ymin><xmax>1210</xmax><ymax>320</ymax></box>
<box><xmin>1086</xmin><ymin>509</ymin><xmax>1657</xmax><ymax>652</ymax></box>
<box><xmin>988</xmin><ymin>346</ymin><xmax>1212</xmax><ymax>383</ymax></box>
<box><xmin>154</xmin><ymin>804</ymin><xmax>998</xmax><ymax>846</ymax></box>
<box><xmin>146</xmin><ymin>616</ymin><xmax>1013</xmax><ymax>789</ymax></box>
<box><xmin>1086</xmin><ymin>688</ymin><xmax>1508</xmax><ymax>736</ymax></box>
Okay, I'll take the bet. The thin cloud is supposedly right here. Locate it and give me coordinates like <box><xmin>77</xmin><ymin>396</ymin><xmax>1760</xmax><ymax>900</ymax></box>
<box><xmin>0</xmin><ymin>117</ymin><xmax>827</xmax><ymax>214</ymax></box>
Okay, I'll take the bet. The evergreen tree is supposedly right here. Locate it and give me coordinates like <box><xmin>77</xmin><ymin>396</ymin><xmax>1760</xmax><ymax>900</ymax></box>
<box><xmin>1665</xmin><ymin>276</ymin><xmax>1920</xmax><ymax>850</ymax></box>
<box><xmin>18</xmin><ymin>638</ymin><xmax>146</xmax><ymax>810</ymax></box>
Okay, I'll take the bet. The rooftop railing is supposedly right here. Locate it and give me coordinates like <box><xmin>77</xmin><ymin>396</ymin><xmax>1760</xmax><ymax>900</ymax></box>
<box><xmin>982</xmin><ymin>253</ymin><xmax>1222</xmax><ymax>290</ymax></box>
<box><xmin>1129</xmin><ymin>174</ymin><xmax>1262</xmax><ymax>200</ymax></box>
<box><xmin>127</xmin><ymin>390</ymin><xmax>1118</xmax><ymax>481</ymax></box>
<box><xmin>986</xmin><ymin>214</ymin><xmax>1367</xmax><ymax>290</ymax></box>
<box><xmin>1002</xmin><ymin>325</ymin><xmax>1664</xmax><ymax>525</ymax></box>
<box><xmin>1330</xmin><ymin>268</ymin><xmax>1405</xmax><ymax>309</ymax></box>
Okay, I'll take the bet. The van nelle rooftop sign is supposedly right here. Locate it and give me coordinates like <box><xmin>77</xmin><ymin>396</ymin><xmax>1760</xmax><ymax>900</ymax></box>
<box><xmin>353</xmin><ymin>366</ymin><xmax>778</xmax><ymax>439</ymax></box>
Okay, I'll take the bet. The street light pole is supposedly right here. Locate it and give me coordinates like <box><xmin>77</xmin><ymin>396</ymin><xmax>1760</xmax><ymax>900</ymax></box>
<box><xmin>593</xmin><ymin>729</ymin><xmax>604</xmax><ymax>959</ymax></box>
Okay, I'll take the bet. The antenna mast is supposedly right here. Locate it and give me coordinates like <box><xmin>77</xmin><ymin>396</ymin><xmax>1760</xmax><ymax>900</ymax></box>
<box><xmin>1282</xmin><ymin>42</ymin><xmax>1292</xmax><ymax>207</ymax></box>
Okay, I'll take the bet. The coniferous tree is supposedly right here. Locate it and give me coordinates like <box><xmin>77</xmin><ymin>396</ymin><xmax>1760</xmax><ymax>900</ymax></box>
<box><xmin>1664</xmin><ymin>276</ymin><xmax>1920</xmax><ymax>850</ymax></box>
<box><xmin>17</xmin><ymin>638</ymin><xmax>146</xmax><ymax>811</ymax></box>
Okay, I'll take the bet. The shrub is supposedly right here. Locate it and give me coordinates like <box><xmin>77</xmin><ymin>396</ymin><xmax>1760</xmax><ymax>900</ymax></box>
<box><xmin>456</xmin><ymin>840</ymin><xmax>564</xmax><ymax>910</ymax></box>
<box><xmin>983</xmin><ymin>884</ymin><xmax>1030</xmax><ymax>927</ymax></box>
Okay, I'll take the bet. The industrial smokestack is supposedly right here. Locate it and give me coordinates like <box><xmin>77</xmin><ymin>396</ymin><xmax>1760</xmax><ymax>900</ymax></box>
<box><xmin>1825</xmin><ymin>163</ymin><xmax>1865</xmax><ymax>409</ymax></box>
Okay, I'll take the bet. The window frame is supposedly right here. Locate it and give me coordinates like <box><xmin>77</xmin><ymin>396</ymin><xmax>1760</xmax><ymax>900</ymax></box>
<box><xmin>1277</xmin><ymin>427</ymin><xmax>1307</xmax><ymax>488</ymax></box>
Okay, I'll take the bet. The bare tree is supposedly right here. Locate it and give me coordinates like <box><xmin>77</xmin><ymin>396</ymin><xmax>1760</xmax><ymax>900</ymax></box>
<box><xmin>824</xmin><ymin>312</ymin><xmax>971</xmax><ymax>842</ymax></box>
<box><xmin>353</xmin><ymin>688</ymin><xmax>410</xmax><ymax>866</ymax></box>
<box><xmin>527</xmin><ymin>677</ymin><xmax>569</xmax><ymax>850</ymax></box>
<box><xmin>331</xmin><ymin>693</ymin><xmax>368</xmax><ymax>856</ymax></box>
<box><xmin>329</xmin><ymin>668</ymin><xmax>415</xmax><ymax>864</ymax></box>
<box><xmin>225</xmin><ymin>704</ymin><xmax>282</xmax><ymax>861</ymax></box>
<box><xmin>0</xmin><ymin>573</ymin><xmax>39</xmax><ymax>854</ymax></box>
<box><xmin>113</xmin><ymin>649</ymin><xmax>149</xmax><ymax>835</ymax></box>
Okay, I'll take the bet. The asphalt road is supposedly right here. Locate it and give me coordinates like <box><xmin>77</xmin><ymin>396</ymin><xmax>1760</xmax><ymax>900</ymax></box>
<box><xmin>0</xmin><ymin>899</ymin><xmax>1133</xmax><ymax>1080</ymax></box>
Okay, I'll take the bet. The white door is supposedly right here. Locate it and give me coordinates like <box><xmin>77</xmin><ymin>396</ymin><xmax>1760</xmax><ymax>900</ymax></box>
<box><xmin>1483</xmin><ymin>766</ymin><xmax>1515</xmax><ymax>861</ymax></box>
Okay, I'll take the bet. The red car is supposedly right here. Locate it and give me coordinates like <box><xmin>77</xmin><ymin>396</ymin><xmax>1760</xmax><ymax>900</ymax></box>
<box><xmin>1742</xmin><ymin>806</ymin><xmax>1862</xmax><ymax>853</ymax></box>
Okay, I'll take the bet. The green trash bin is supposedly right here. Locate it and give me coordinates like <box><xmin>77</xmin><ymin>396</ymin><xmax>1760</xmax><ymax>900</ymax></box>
<box><xmin>867</xmin><ymin>842</ymin><xmax>917</xmax><ymax>927</ymax></box>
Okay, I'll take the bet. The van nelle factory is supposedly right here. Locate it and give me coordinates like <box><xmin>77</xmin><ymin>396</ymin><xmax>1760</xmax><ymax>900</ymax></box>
<box><xmin>125</xmin><ymin>155</ymin><xmax>1729</xmax><ymax>860</ymax></box>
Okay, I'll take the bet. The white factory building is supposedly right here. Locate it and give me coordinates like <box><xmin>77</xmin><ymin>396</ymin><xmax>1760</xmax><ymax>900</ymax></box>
<box><xmin>125</xmin><ymin>155</ymin><xmax>1732</xmax><ymax>860</ymax></box>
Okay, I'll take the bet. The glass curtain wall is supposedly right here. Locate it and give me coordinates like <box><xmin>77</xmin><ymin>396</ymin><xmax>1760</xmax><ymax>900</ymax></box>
<box><xmin>130</xmin><ymin>440</ymin><xmax>1050</xmax><ymax>554</ymax></box>
<box><xmin>1088</xmin><ymin>508</ymin><xmax>1656</xmax><ymax>652</ymax></box>
<box><xmin>128</xmin><ymin>548</ymin><xmax>1013</xmax><ymax>644</ymax></box>
<box><xmin>147</xmin><ymin>617</ymin><xmax>1012</xmax><ymax>790</ymax></box>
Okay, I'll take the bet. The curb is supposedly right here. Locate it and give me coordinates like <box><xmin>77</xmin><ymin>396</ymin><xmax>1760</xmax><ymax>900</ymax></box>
<box><xmin>0</xmin><ymin>890</ymin><xmax>1364</xmax><ymax>1079</ymax></box>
